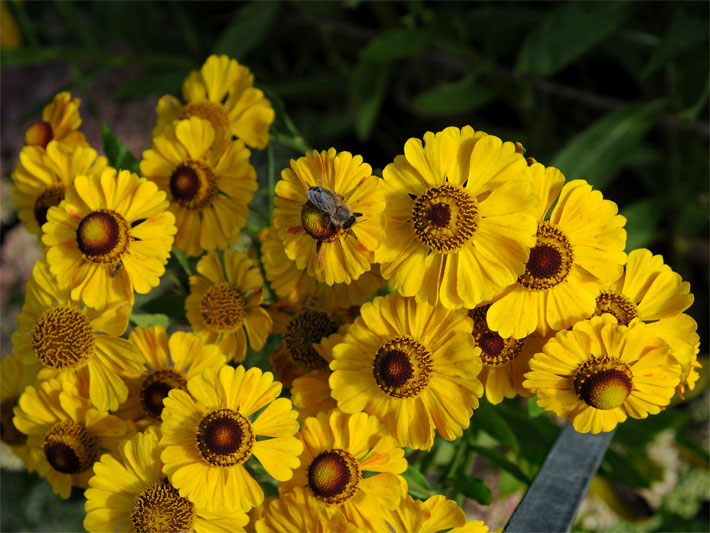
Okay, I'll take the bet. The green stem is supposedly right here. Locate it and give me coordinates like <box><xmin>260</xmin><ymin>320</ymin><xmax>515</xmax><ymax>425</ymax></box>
<box><xmin>270</xmin><ymin>131</ymin><xmax>312</xmax><ymax>155</ymax></box>
<box><xmin>267</xmin><ymin>143</ymin><xmax>275</xmax><ymax>217</ymax></box>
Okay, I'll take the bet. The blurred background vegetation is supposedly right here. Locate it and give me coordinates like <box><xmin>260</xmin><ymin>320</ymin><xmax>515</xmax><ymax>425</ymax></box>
<box><xmin>1</xmin><ymin>1</ymin><xmax>708</xmax><ymax>532</ymax></box>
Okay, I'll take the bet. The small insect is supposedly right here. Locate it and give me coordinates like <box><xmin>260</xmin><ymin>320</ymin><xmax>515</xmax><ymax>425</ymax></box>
<box><xmin>110</xmin><ymin>262</ymin><xmax>123</xmax><ymax>277</ymax></box>
<box><xmin>305</xmin><ymin>186</ymin><xmax>363</xmax><ymax>232</ymax></box>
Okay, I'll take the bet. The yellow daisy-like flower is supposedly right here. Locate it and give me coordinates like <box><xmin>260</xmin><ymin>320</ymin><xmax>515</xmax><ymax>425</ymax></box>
<box><xmin>376</xmin><ymin>126</ymin><xmax>539</xmax><ymax>309</ymax></box>
<box><xmin>11</xmin><ymin>141</ymin><xmax>108</xmax><ymax>238</ymax></box>
<box><xmin>113</xmin><ymin>325</ymin><xmax>228</xmax><ymax>429</ymax></box>
<box><xmin>523</xmin><ymin>314</ymin><xmax>681</xmax><ymax>434</ymax></box>
<box><xmin>262</xmin><ymin>228</ymin><xmax>385</xmax><ymax>310</ymax></box>
<box><xmin>11</xmin><ymin>259</ymin><xmax>142</xmax><ymax>411</ymax></box>
<box><xmin>330</xmin><ymin>293</ymin><xmax>483</xmax><ymax>450</ymax></box>
<box><xmin>42</xmin><ymin>168</ymin><xmax>176</xmax><ymax>309</ymax></box>
<box><xmin>255</xmin><ymin>487</ymin><xmax>356</xmax><ymax>532</ymax></box>
<box><xmin>153</xmin><ymin>54</ymin><xmax>274</xmax><ymax>149</ymax></box>
<box><xmin>24</xmin><ymin>91</ymin><xmax>86</xmax><ymax>150</ymax></box>
<box><xmin>85</xmin><ymin>427</ymin><xmax>248</xmax><ymax>533</ymax></box>
<box><xmin>160</xmin><ymin>365</ymin><xmax>302</xmax><ymax>512</ymax></box>
<box><xmin>385</xmin><ymin>494</ymin><xmax>489</xmax><ymax>533</ymax></box>
<box><xmin>1</xmin><ymin>355</ymin><xmax>42</xmax><ymax>471</ymax></box>
<box><xmin>13</xmin><ymin>376</ymin><xmax>132</xmax><ymax>498</ymax></box>
<box><xmin>140</xmin><ymin>116</ymin><xmax>257</xmax><ymax>256</ymax></box>
<box><xmin>487</xmin><ymin>163</ymin><xmax>627</xmax><ymax>338</ymax></box>
<box><xmin>273</xmin><ymin>148</ymin><xmax>386</xmax><ymax>285</ymax></box>
<box><xmin>279</xmin><ymin>409</ymin><xmax>407</xmax><ymax>531</ymax></box>
<box><xmin>468</xmin><ymin>305</ymin><xmax>547</xmax><ymax>405</ymax></box>
<box><xmin>185</xmin><ymin>249</ymin><xmax>272</xmax><ymax>361</ymax></box>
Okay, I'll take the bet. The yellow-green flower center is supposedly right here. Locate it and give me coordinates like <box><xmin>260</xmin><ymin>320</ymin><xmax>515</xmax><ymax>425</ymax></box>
<box><xmin>76</xmin><ymin>209</ymin><xmax>131</xmax><ymax>269</ymax></box>
<box><xmin>197</xmin><ymin>409</ymin><xmax>254</xmax><ymax>467</ymax></box>
<box><xmin>43</xmin><ymin>421</ymin><xmax>98</xmax><ymax>475</ymax></box>
<box><xmin>284</xmin><ymin>309</ymin><xmax>338</xmax><ymax>370</ymax></box>
<box><xmin>199</xmin><ymin>282</ymin><xmax>247</xmax><ymax>333</ymax></box>
<box><xmin>307</xmin><ymin>449</ymin><xmax>361</xmax><ymax>505</ymax></box>
<box><xmin>469</xmin><ymin>306</ymin><xmax>525</xmax><ymax>367</ymax></box>
<box><xmin>574</xmin><ymin>356</ymin><xmax>633</xmax><ymax>410</ymax></box>
<box><xmin>32</xmin><ymin>306</ymin><xmax>95</xmax><ymax>369</ymax></box>
<box><xmin>33</xmin><ymin>186</ymin><xmax>65</xmax><ymax>228</ymax></box>
<box><xmin>595</xmin><ymin>291</ymin><xmax>639</xmax><ymax>326</ymax></box>
<box><xmin>140</xmin><ymin>369</ymin><xmax>187</xmax><ymax>420</ymax></box>
<box><xmin>131</xmin><ymin>479</ymin><xmax>195</xmax><ymax>533</ymax></box>
<box><xmin>518</xmin><ymin>221</ymin><xmax>573</xmax><ymax>290</ymax></box>
<box><xmin>373</xmin><ymin>337</ymin><xmax>433</xmax><ymax>398</ymax></box>
<box><xmin>1</xmin><ymin>397</ymin><xmax>27</xmax><ymax>446</ymax></box>
<box><xmin>411</xmin><ymin>184</ymin><xmax>479</xmax><ymax>253</ymax></box>
<box><xmin>24</xmin><ymin>120</ymin><xmax>54</xmax><ymax>148</ymax></box>
<box><xmin>170</xmin><ymin>160</ymin><xmax>217</xmax><ymax>210</ymax></box>
<box><xmin>180</xmin><ymin>100</ymin><xmax>230</xmax><ymax>133</ymax></box>
<box><xmin>300</xmin><ymin>201</ymin><xmax>346</xmax><ymax>243</ymax></box>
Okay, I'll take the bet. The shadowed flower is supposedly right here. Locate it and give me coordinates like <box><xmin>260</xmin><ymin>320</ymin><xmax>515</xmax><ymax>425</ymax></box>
<box><xmin>24</xmin><ymin>92</ymin><xmax>86</xmax><ymax>150</ymax></box>
<box><xmin>385</xmin><ymin>494</ymin><xmax>489</xmax><ymax>533</ymax></box>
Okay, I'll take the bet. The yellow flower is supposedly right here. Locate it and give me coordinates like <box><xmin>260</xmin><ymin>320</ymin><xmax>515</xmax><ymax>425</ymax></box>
<box><xmin>84</xmin><ymin>427</ymin><xmax>248</xmax><ymax>533</ymax></box>
<box><xmin>13</xmin><ymin>376</ymin><xmax>132</xmax><ymax>498</ymax></box>
<box><xmin>11</xmin><ymin>259</ymin><xmax>142</xmax><ymax>411</ymax></box>
<box><xmin>487</xmin><ymin>163</ymin><xmax>627</xmax><ymax>338</ymax></box>
<box><xmin>376</xmin><ymin>126</ymin><xmax>539</xmax><ymax>309</ymax></box>
<box><xmin>262</xmin><ymin>227</ymin><xmax>385</xmax><ymax>310</ymax></box>
<box><xmin>113</xmin><ymin>325</ymin><xmax>228</xmax><ymax>430</ymax></box>
<box><xmin>12</xmin><ymin>141</ymin><xmax>108</xmax><ymax>238</ymax></box>
<box><xmin>468</xmin><ymin>305</ymin><xmax>547</xmax><ymax>405</ymax></box>
<box><xmin>185</xmin><ymin>249</ymin><xmax>272</xmax><ymax>361</ymax></box>
<box><xmin>273</xmin><ymin>148</ymin><xmax>386</xmax><ymax>285</ymax></box>
<box><xmin>153</xmin><ymin>54</ymin><xmax>274</xmax><ymax>149</ymax></box>
<box><xmin>279</xmin><ymin>409</ymin><xmax>407</xmax><ymax>531</ymax></box>
<box><xmin>330</xmin><ymin>293</ymin><xmax>483</xmax><ymax>450</ymax></box>
<box><xmin>385</xmin><ymin>494</ymin><xmax>489</xmax><ymax>533</ymax></box>
<box><xmin>24</xmin><ymin>91</ymin><xmax>86</xmax><ymax>150</ymax></box>
<box><xmin>140</xmin><ymin>116</ymin><xmax>257</xmax><ymax>256</ymax></box>
<box><xmin>523</xmin><ymin>314</ymin><xmax>681</xmax><ymax>434</ymax></box>
<box><xmin>255</xmin><ymin>487</ymin><xmax>357</xmax><ymax>532</ymax></box>
<box><xmin>160</xmin><ymin>365</ymin><xmax>302</xmax><ymax>512</ymax></box>
<box><xmin>42</xmin><ymin>168</ymin><xmax>176</xmax><ymax>309</ymax></box>
<box><xmin>1</xmin><ymin>355</ymin><xmax>42</xmax><ymax>471</ymax></box>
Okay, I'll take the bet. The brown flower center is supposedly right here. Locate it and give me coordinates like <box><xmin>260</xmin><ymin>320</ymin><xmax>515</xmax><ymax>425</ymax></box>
<box><xmin>411</xmin><ymin>184</ymin><xmax>479</xmax><ymax>253</ymax></box>
<box><xmin>196</xmin><ymin>409</ymin><xmax>254</xmax><ymax>467</ymax></box>
<box><xmin>373</xmin><ymin>337</ymin><xmax>433</xmax><ymax>398</ymax></box>
<box><xmin>25</xmin><ymin>121</ymin><xmax>54</xmax><ymax>148</ymax></box>
<box><xmin>1</xmin><ymin>397</ymin><xmax>27</xmax><ymax>446</ymax></box>
<box><xmin>307</xmin><ymin>449</ymin><xmax>361</xmax><ymax>505</ymax></box>
<box><xmin>131</xmin><ymin>479</ymin><xmax>195</xmax><ymax>533</ymax></box>
<box><xmin>199</xmin><ymin>282</ymin><xmax>247</xmax><ymax>333</ymax></box>
<box><xmin>574</xmin><ymin>356</ymin><xmax>633</xmax><ymax>410</ymax></box>
<box><xmin>180</xmin><ymin>101</ymin><xmax>231</xmax><ymax>133</ymax></box>
<box><xmin>169</xmin><ymin>160</ymin><xmax>217</xmax><ymax>210</ymax></box>
<box><xmin>595</xmin><ymin>291</ymin><xmax>639</xmax><ymax>326</ymax></box>
<box><xmin>33</xmin><ymin>186</ymin><xmax>65</xmax><ymax>228</ymax></box>
<box><xmin>284</xmin><ymin>309</ymin><xmax>339</xmax><ymax>370</ymax></box>
<box><xmin>469</xmin><ymin>306</ymin><xmax>525</xmax><ymax>367</ymax></box>
<box><xmin>43</xmin><ymin>421</ymin><xmax>98</xmax><ymax>475</ymax></box>
<box><xmin>76</xmin><ymin>209</ymin><xmax>131</xmax><ymax>268</ymax></box>
<box><xmin>140</xmin><ymin>369</ymin><xmax>188</xmax><ymax>420</ymax></box>
<box><xmin>31</xmin><ymin>306</ymin><xmax>94</xmax><ymax>369</ymax></box>
<box><xmin>518</xmin><ymin>221</ymin><xmax>573</xmax><ymax>290</ymax></box>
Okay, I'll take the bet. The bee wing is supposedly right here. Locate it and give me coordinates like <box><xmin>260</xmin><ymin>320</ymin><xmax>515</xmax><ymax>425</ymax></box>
<box><xmin>306</xmin><ymin>187</ymin><xmax>337</xmax><ymax>214</ymax></box>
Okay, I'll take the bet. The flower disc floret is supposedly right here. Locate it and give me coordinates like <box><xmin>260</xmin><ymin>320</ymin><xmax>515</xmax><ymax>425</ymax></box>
<box><xmin>31</xmin><ymin>306</ymin><xmax>95</xmax><ymax>369</ymax></box>
<box><xmin>197</xmin><ymin>409</ymin><xmax>254</xmax><ymax>467</ymax></box>
<box><xmin>131</xmin><ymin>480</ymin><xmax>195</xmax><ymax>533</ymax></box>
<box><xmin>307</xmin><ymin>449</ymin><xmax>361</xmax><ymax>504</ymax></box>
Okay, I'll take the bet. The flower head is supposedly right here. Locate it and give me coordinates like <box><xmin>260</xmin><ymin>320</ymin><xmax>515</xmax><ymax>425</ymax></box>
<box><xmin>255</xmin><ymin>487</ymin><xmax>356</xmax><ymax>532</ymax></box>
<box><xmin>385</xmin><ymin>494</ymin><xmax>489</xmax><ymax>533</ymax></box>
<box><xmin>24</xmin><ymin>92</ymin><xmax>86</xmax><ymax>150</ymax></box>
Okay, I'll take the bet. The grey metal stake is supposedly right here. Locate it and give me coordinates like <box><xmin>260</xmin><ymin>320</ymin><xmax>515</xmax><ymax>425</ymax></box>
<box><xmin>504</xmin><ymin>424</ymin><xmax>616</xmax><ymax>533</ymax></box>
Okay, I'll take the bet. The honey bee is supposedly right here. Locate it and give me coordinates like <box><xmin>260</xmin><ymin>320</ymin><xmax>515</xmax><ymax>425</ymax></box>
<box><xmin>110</xmin><ymin>262</ymin><xmax>123</xmax><ymax>277</ymax></box>
<box><xmin>305</xmin><ymin>186</ymin><xmax>363</xmax><ymax>232</ymax></box>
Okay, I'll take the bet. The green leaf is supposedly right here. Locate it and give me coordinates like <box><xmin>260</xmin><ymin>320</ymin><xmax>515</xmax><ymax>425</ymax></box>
<box><xmin>551</xmin><ymin>100</ymin><xmax>665</xmax><ymax>189</ymax></box>
<box><xmin>350</xmin><ymin>59</ymin><xmax>389</xmax><ymax>142</ymax></box>
<box><xmin>360</xmin><ymin>27</ymin><xmax>433</xmax><ymax>63</ymax></box>
<box><xmin>213</xmin><ymin>2</ymin><xmax>279</xmax><ymax>59</ymax></box>
<box><xmin>140</xmin><ymin>290</ymin><xmax>188</xmax><ymax>324</ymax></box>
<box><xmin>402</xmin><ymin>466</ymin><xmax>433</xmax><ymax>499</ymax></box>
<box><xmin>452</xmin><ymin>474</ymin><xmax>492</xmax><ymax>505</ymax></box>
<box><xmin>642</xmin><ymin>11</ymin><xmax>709</xmax><ymax>78</ymax></box>
<box><xmin>468</xmin><ymin>444</ymin><xmax>530</xmax><ymax>485</ymax></box>
<box><xmin>170</xmin><ymin>246</ymin><xmax>193</xmax><ymax>276</ymax></box>
<box><xmin>102</xmin><ymin>124</ymin><xmax>140</xmax><ymax>173</ymax></box>
<box><xmin>130</xmin><ymin>313</ymin><xmax>170</xmax><ymax>328</ymax></box>
<box><xmin>473</xmin><ymin>399</ymin><xmax>520</xmax><ymax>452</ymax></box>
<box><xmin>527</xmin><ymin>397</ymin><xmax>545</xmax><ymax>418</ymax></box>
<box><xmin>116</xmin><ymin>70</ymin><xmax>187</xmax><ymax>98</ymax></box>
<box><xmin>413</xmin><ymin>75</ymin><xmax>496</xmax><ymax>115</ymax></box>
<box><xmin>515</xmin><ymin>1</ymin><xmax>631</xmax><ymax>76</ymax></box>
<box><xmin>599</xmin><ymin>447</ymin><xmax>651</xmax><ymax>488</ymax></box>
<box><xmin>496</xmin><ymin>400</ymin><xmax>560</xmax><ymax>466</ymax></box>
<box><xmin>621</xmin><ymin>198</ymin><xmax>665</xmax><ymax>250</ymax></box>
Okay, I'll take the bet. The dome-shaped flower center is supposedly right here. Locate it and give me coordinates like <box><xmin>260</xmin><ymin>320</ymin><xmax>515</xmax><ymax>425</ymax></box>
<box><xmin>284</xmin><ymin>309</ymin><xmax>339</xmax><ymax>370</ymax></box>
<box><xmin>25</xmin><ymin>120</ymin><xmax>54</xmax><ymax>148</ymax></box>
<box><xmin>197</xmin><ymin>409</ymin><xmax>254</xmax><ymax>467</ymax></box>
<box><xmin>43</xmin><ymin>421</ymin><xmax>98</xmax><ymax>475</ymax></box>
<box><xmin>307</xmin><ymin>449</ymin><xmax>361</xmax><ymax>505</ymax></box>
<box><xmin>300</xmin><ymin>201</ymin><xmax>346</xmax><ymax>243</ymax></box>
<box><xmin>140</xmin><ymin>369</ymin><xmax>187</xmax><ymax>420</ymax></box>
<box><xmin>33</xmin><ymin>186</ymin><xmax>65</xmax><ymax>228</ymax></box>
<box><xmin>199</xmin><ymin>282</ymin><xmax>247</xmax><ymax>333</ymax></box>
<box><xmin>595</xmin><ymin>292</ymin><xmax>639</xmax><ymax>326</ymax></box>
<box><xmin>76</xmin><ymin>209</ymin><xmax>131</xmax><ymax>266</ymax></box>
<box><xmin>1</xmin><ymin>397</ymin><xmax>27</xmax><ymax>446</ymax></box>
<box><xmin>373</xmin><ymin>337</ymin><xmax>433</xmax><ymax>398</ymax></box>
<box><xmin>131</xmin><ymin>479</ymin><xmax>195</xmax><ymax>533</ymax></box>
<box><xmin>31</xmin><ymin>306</ymin><xmax>94</xmax><ymax>369</ymax></box>
<box><xmin>180</xmin><ymin>101</ymin><xmax>231</xmax><ymax>133</ymax></box>
<box><xmin>518</xmin><ymin>222</ymin><xmax>573</xmax><ymax>290</ymax></box>
<box><xmin>469</xmin><ymin>306</ymin><xmax>525</xmax><ymax>367</ymax></box>
<box><xmin>411</xmin><ymin>184</ymin><xmax>479</xmax><ymax>253</ymax></box>
<box><xmin>574</xmin><ymin>356</ymin><xmax>633</xmax><ymax>410</ymax></box>
<box><xmin>169</xmin><ymin>160</ymin><xmax>217</xmax><ymax>210</ymax></box>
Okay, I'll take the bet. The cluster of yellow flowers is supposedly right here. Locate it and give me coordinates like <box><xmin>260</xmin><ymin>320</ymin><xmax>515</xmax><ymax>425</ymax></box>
<box><xmin>3</xmin><ymin>54</ymin><xmax>699</xmax><ymax>532</ymax></box>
